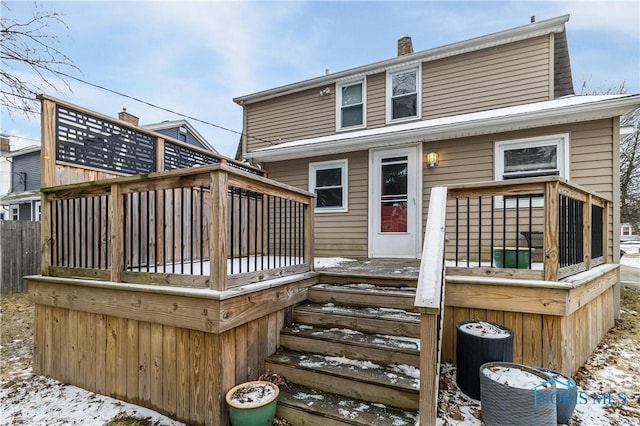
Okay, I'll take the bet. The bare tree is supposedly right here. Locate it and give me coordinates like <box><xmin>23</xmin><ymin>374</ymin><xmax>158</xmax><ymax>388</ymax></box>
<box><xmin>1</xmin><ymin>0</ymin><xmax>78</xmax><ymax>116</ymax></box>
<box><xmin>580</xmin><ymin>80</ymin><xmax>640</xmax><ymax>233</ymax></box>
<box><xmin>620</xmin><ymin>108</ymin><xmax>640</xmax><ymax>233</ymax></box>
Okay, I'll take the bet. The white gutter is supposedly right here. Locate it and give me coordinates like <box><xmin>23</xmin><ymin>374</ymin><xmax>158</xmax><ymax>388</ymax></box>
<box><xmin>233</xmin><ymin>15</ymin><xmax>569</xmax><ymax>105</ymax></box>
<box><xmin>245</xmin><ymin>95</ymin><xmax>640</xmax><ymax>162</ymax></box>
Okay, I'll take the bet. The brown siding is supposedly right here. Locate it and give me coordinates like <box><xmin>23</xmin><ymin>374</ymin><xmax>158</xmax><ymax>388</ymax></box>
<box><xmin>422</xmin><ymin>118</ymin><xmax>616</xmax><ymax>262</ymax></box>
<box><xmin>265</xmin><ymin>151</ymin><xmax>369</xmax><ymax>257</ymax></box>
<box><xmin>423</xmin><ymin>36</ymin><xmax>551</xmax><ymax>119</ymax></box>
<box><xmin>244</xmin><ymin>85</ymin><xmax>337</xmax><ymax>151</ymax></box>
<box><xmin>244</xmin><ymin>35</ymin><xmax>556</xmax><ymax>153</ymax></box>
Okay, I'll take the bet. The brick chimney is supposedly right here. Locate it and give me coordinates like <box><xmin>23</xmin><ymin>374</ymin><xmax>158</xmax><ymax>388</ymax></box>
<box><xmin>398</xmin><ymin>35</ymin><xmax>413</xmax><ymax>56</ymax></box>
<box><xmin>118</xmin><ymin>108</ymin><xmax>139</xmax><ymax>126</ymax></box>
<box><xmin>0</xmin><ymin>136</ymin><xmax>9</xmax><ymax>154</ymax></box>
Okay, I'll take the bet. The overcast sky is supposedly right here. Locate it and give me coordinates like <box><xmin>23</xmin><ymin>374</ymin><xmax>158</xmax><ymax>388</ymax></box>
<box><xmin>2</xmin><ymin>0</ymin><xmax>639</xmax><ymax>156</ymax></box>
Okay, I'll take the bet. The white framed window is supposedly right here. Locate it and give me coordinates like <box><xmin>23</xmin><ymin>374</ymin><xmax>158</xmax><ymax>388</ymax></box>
<box><xmin>34</xmin><ymin>201</ymin><xmax>41</xmax><ymax>221</ymax></box>
<box><xmin>495</xmin><ymin>134</ymin><xmax>570</xmax><ymax>207</ymax></box>
<box><xmin>386</xmin><ymin>65</ymin><xmax>421</xmax><ymax>123</ymax></box>
<box><xmin>309</xmin><ymin>159</ymin><xmax>348</xmax><ymax>213</ymax></box>
<box><xmin>336</xmin><ymin>79</ymin><xmax>366</xmax><ymax>130</ymax></box>
<box><xmin>10</xmin><ymin>205</ymin><xmax>18</xmax><ymax>221</ymax></box>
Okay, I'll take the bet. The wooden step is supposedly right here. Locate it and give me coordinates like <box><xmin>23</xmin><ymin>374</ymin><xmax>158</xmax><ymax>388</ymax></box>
<box><xmin>276</xmin><ymin>382</ymin><xmax>418</xmax><ymax>426</ymax></box>
<box><xmin>280</xmin><ymin>324</ymin><xmax>420</xmax><ymax>367</ymax></box>
<box><xmin>265</xmin><ymin>350</ymin><xmax>420</xmax><ymax>411</ymax></box>
<box><xmin>308</xmin><ymin>283</ymin><xmax>416</xmax><ymax>310</ymax></box>
<box><xmin>293</xmin><ymin>302</ymin><xmax>420</xmax><ymax>338</ymax></box>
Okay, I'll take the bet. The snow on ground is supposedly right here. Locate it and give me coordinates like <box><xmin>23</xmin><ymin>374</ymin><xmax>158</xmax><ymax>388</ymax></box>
<box><xmin>314</xmin><ymin>257</ymin><xmax>357</xmax><ymax>268</ymax></box>
<box><xmin>0</xmin><ymin>373</ymin><xmax>184</xmax><ymax>425</ymax></box>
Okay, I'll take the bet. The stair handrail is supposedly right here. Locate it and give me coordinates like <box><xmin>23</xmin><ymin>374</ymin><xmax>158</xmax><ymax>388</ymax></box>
<box><xmin>415</xmin><ymin>186</ymin><xmax>447</xmax><ymax>312</ymax></box>
<box><xmin>414</xmin><ymin>186</ymin><xmax>448</xmax><ymax>426</ymax></box>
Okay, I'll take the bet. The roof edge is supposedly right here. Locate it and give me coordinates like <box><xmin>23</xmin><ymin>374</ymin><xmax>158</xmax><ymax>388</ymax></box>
<box><xmin>234</xmin><ymin>15</ymin><xmax>570</xmax><ymax>105</ymax></box>
<box><xmin>245</xmin><ymin>94</ymin><xmax>640</xmax><ymax>162</ymax></box>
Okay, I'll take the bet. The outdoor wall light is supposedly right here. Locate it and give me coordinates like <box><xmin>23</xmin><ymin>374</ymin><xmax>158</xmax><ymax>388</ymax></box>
<box><xmin>319</xmin><ymin>87</ymin><xmax>332</xmax><ymax>96</ymax></box>
<box><xmin>426</xmin><ymin>152</ymin><xmax>439</xmax><ymax>167</ymax></box>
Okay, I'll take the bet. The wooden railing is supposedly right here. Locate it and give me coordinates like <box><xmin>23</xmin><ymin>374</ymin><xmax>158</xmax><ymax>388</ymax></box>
<box><xmin>444</xmin><ymin>176</ymin><xmax>610</xmax><ymax>281</ymax></box>
<box><xmin>414</xmin><ymin>187</ymin><xmax>448</xmax><ymax>426</ymax></box>
<box><xmin>38</xmin><ymin>94</ymin><xmax>264</xmax><ymax>190</ymax></box>
<box><xmin>414</xmin><ymin>178</ymin><xmax>611</xmax><ymax>424</ymax></box>
<box><xmin>40</xmin><ymin>163</ymin><xmax>314</xmax><ymax>290</ymax></box>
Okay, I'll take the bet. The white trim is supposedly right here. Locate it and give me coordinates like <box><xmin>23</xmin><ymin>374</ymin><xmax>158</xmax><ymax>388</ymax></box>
<box><xmin>308</xmin><ymin>159</ymin><xmax>348</xmax><ymax>213</ymax></box>
<box><xmin>10</xmin><ymin>205</ymin><xmax>18</xmax><ymax>220</ymax></box>
<box><xmin>34</xmin><ymin>200</ymin><xmax>41</xmax><ymax>221</ymax></box>
<box><xmin>368</xmin><ymin>144</ymin><xmax>422</xmax><ymax>258</ymax></box>
<box><xmin>386</xmin><ymin>64</ymin><xmax>422</xmax><ymax>124</ymax></box>
<box><xmin>246</xmin><ymin>95</ymin><xmax>640</xmax><ymax>162</ymax></box>
<box><xmin>494</xmin><ymin>133</ymin><xmax>570</xmax><ymax>207</ymax></box>
<box><xmin>336</xmin><ymin>78</ymin><xmax>367</xmax><ymax>131</ymax></box>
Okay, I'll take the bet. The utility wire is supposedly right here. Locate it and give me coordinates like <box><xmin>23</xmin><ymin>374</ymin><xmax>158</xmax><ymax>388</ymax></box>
<box><xmin>50</xmin><ymin>70</ymin><xmax>275</xmax><ymax>146</ymax></box>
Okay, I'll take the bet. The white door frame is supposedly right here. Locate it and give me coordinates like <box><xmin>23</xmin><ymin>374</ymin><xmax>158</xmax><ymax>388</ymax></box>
<box><xmin>368</xmin><ymin>144</ymin><xmax>423</xmax><ymax>258</ymax></box>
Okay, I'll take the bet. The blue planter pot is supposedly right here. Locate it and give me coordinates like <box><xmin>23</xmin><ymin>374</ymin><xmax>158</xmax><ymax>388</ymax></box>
<box><xmin>537</xmin><ymin>368</ymin><xmax>577</xmax><ymax>424</ymax></box>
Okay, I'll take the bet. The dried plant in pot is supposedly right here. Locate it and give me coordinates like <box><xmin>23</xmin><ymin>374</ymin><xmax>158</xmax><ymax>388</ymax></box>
<box><xmin>225</xmin><ymin>381</ymin><xmax>280</xmax><ymax>426</ymax></box>
<box><xmin>480</xmin><ymin>362</ymin><xmax>556</xmax><ymax>426</ymax></box>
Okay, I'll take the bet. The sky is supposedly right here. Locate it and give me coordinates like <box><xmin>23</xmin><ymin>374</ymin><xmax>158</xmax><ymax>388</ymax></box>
<box><xmin>1</xmin><ymin>0</ymin><xmax>639</xmax><ymax>156</ymax></box>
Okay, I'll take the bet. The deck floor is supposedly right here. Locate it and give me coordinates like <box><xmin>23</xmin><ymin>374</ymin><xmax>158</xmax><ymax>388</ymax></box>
<box><xmin>316</xmin><ymin>258</ymin><xmax>421</xmax><ymax>277</ymax></box>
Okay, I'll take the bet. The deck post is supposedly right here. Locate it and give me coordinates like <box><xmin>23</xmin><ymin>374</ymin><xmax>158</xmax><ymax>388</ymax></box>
<box><xmin>544</xmin><ymin>181</ymin><xmax>559</xmax><ymax>281</ymax></box>
<box><xmin>210</xmin><ymin>169</ymin><xmax>228</xmax><ymax>290</ymax></box>
<box><xmin>40</xmin><ymin>192</ymin><xmax>51</xmax><ymax>275</ymax></box>
<box><xmin>155</xmin><ymin>137</ymin><xmax>165</xmax><ymax>173</ymax></box>
<box><xmin>583</xmin><ymin>194</ymin><xmax>592</xmax><ymax>270</ymax></box>
<box><xmin>110</xmin><ymin>183</ymin><xmax>124</xmax><ymax>282</ymax></box>
<box><xmin>304</xmin><ymin>202</ymin><xmax>314</xmax><ymax>270</ymax></box>
<box><xmin>419</xmin><ymin>313</ymin><xmax>439</xmax><ymax>426</ymax></box>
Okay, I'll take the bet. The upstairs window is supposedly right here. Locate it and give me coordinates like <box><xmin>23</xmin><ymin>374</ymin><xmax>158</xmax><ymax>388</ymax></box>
<box><xmin>387</xmin><ymin>66</ymin><xmax>421</xmax><ymax>122</ymax></box>
<box><xmin>337</xmin><ymin>79</ymin><xmax>365</xmax><ymax>130</ymax></box>
<box><xmin>309</xmin><ymin>160</ymin><xmax>348</xmax><ymax>213</ymax></box>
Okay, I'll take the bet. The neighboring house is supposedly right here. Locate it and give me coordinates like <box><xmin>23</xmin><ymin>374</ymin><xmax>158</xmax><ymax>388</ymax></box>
<box><xmin>0</xmin><ymin>136</ymin><xmax>11</xmax><ymax>220</ymax></box>
<box><xmin>234</xmin><ymin>14</ymin><xmax>640</xmax><ymax>259</ymax></box>
<box><xmin>0</xmin><ymin>145</ymin><xmax>41</xmax><ymax>221</ymax></box>
<box><xmin>143</xmin><ymin>119</ymin><xmax>218</xmax><ymax>154</ymax></box>
<box><xmin>0</xmin><ymin>111</ymin><xmax>218</xmax><ymax>220</ymax></box>
<box><xmin>621</xmin><ymin>223</ymin><xmax>637</xmax><ymax>236</ymax></box>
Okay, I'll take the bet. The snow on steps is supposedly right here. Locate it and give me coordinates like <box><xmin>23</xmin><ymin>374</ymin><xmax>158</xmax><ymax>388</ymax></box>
<box><xmin>266</xmin><ymin>350</ymin><xmax>419</xmax><ymax>411</ymax></box>
<box><xmin>293</xmin><ymin>302</ymin><xmax>420</xmax><ymax>338</ymax></box>
<box><xmin>277</xmin><ymin>382</ymin><xmax>418</xmax><ymax>426</ymax></box>
<box><xmin>271</xmin><ymin>282</ymin><xmax>421</xmax><ymax>424</ymax></box>
<box><xmin>280</xmin><ymin>324</ymin><xmax>420</xmax><ymax>367</ymax></box>
<box><xmin>309</xmin><ymin>283</ymin><xmax>417</xmax><ymax>310</ymax></box>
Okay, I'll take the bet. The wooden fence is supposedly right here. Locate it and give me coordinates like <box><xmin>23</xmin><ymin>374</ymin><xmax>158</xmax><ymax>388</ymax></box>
<box><xmin>0</xmin><ymin>220</ymin><xmax>40</xmax><ymax>294</ymax></box>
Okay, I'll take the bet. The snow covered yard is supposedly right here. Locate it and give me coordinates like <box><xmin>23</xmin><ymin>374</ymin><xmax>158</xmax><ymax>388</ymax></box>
<box><xmin>1</xmin><ymin>257</ymin><xmax>639</xmax><ymax>425</ymax></box>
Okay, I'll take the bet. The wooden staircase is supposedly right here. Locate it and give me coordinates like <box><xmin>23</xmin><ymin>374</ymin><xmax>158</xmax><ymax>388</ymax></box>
<box><xmin>266</xmin><ymin>280</ymin><xmax>421</xmax><ymax>425</ymax></box>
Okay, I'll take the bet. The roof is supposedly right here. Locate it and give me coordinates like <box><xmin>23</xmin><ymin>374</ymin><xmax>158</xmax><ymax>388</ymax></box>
<box><xmin>1</xmin><ymin>145</ymin><xmax>40</xmax><ymax>158</ymax></box>
<box><xmin>0</xmin><ymin>189</ymin><xmax>40</xmax><ymax>205</ymax></box>
<box><xmin>245</xmin><ymin>94</ymin><xmax>640</xmax><ymax>162</ymax></box>
<box><xmin>234</xmin><ymin>15</ymin><xmax>570</xmax><ymax>105</ymax></box>
<box><xmin>142</xmin><ymin>119</ymin><xmax>218</xmax><ymax>153</ymax></box>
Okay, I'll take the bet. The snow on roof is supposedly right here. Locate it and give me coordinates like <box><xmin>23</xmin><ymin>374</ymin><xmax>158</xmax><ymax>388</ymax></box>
<box><xmin>246</xmin><ymin>94</ymin><xmax>640</xmax><ymax>161</ymax></box>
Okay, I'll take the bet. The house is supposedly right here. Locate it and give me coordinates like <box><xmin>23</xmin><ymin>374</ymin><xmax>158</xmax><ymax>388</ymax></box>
<box><xmin>0</xmin><ymin>145</ymin><xmax>42</xmax><ymax>221</ymax></box>
<box><xmin>26</xmin><ymin>16</ymin><xmax>640</xmax><ymax>426</ymax></box>
<box><xmin>143</xmin><ymin>119</ymin><xmax>218</xmax><ymax>154</ymax></box>
<box><xmin>233</xmin><ymin>14</ymin><xmax>640</xmax><ymax>261</ymax></box>
<box><xmin>0</xmin><ymin>110</ymin><xmax>218</xmax><ymax>220</ymax></box>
